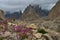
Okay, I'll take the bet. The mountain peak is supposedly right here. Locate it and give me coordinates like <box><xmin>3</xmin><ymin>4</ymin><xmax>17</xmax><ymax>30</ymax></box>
<box><xmin>20</xmin><ymin>4</ymin><xmax>40</xmax><ymax>21</ymax></box>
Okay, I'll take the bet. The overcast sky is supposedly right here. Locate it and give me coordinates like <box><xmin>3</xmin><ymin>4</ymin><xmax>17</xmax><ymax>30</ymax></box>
<box><xmin>0</xmin><ymin>0</ymin><xmax>58</xmax><ymax>12</ymax></box>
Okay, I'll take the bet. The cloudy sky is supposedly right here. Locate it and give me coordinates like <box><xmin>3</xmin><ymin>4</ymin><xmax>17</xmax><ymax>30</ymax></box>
<box><xmin>0</xmin><ymin>0</ymin><xmax>58</xmax><ymax>12</ymax></box>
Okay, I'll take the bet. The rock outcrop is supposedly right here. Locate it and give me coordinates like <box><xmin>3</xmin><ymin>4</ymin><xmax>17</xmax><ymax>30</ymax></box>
<box><xmin>0</xmin><ymin>10</ymin><xmax>4</xmax><ymax>20</ymax></box>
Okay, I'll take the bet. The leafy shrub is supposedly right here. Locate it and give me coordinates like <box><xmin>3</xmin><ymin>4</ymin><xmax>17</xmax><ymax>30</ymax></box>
<box><xmin>37</xmin><ymin>29</ymin><xmax>48</xmax><ymax>34</ymax></box>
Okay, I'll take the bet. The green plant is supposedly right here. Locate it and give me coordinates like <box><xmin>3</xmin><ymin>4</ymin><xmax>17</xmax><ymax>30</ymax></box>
<box><xmin>37</xmin><ymin>29</ymin><xmax>48</xmax><ymax>34</ymax></box>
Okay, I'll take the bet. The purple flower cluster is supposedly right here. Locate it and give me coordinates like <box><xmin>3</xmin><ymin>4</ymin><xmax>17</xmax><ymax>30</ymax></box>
<box><xmin>13</xmin><ymin>25</ymin><xmax>32</xmax><ymax>33</ymax></box>
<box><xmin>0</xmin><ymin>19</ymin><xmax>33</xmax><ymax>40</ymax></box>
<box><xmin>12</xmin><ymin>25</ymin><xmax>32</xmax><ymax>37</ymax></box>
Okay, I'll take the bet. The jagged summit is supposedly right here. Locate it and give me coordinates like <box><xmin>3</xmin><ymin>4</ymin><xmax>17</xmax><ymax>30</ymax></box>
<box><xmin>48</xmin><ymin>0</ymin><xmax>60</xmax><ymax>19</ymax></box>
<box><xmin>20</xmin><ymin>4</ymin><xmax>40</xmax><ymax>21</ymax></box>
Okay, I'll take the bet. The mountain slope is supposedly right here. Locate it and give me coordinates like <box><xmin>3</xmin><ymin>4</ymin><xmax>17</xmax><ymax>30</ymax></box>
<box><xmin>48</xmin><ymin>0</ymin><xmax>60</xmax><ymax>19</ymax></box>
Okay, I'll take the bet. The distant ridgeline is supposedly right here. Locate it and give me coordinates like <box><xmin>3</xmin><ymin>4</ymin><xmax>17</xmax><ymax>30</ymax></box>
<box><xmin>5</xmin><ymin>11</ymin><xmax>22</xmax><ymax>19</ymax></box>
<box><xmin>4</xmin><ymin>4</ymin><xmax>49</xmax><ymax>20</ymax></box>
<box><xmin>23</xmin><ymin>4</ymin><xmax>49</xmax><ymax>17</ymax></box>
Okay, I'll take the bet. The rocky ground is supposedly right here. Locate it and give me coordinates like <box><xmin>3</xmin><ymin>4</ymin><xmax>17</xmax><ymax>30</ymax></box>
<box><xmin>0</xmin><ymin>16</ymin><xmax>60</xmax><ymax>40</ymax></box>
<box><xmin>17</xmin><ymin>17</ymin><xmax>60</xmax><ymax>40</ymax></box>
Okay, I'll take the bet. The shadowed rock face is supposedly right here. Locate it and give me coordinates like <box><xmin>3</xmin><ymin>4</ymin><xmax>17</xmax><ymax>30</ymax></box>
<box><xmin>20</xmin><ymin>5</ymin><xmax>40</xmax><ymax>21</ymax></box>
<box><xmin>48</xmin><ymin>0</ymin><xmax>60</xmax><ymax>19</ymax></box>
<box><xmin>0</xmin><ymin>10</ymin><xmax>4</xmax><ymax>19</ymax></box>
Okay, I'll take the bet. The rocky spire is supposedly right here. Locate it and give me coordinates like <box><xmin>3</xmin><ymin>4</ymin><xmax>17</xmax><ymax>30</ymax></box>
<box><xmin>20</xmin><ymin>4</ymin><xmax>40</xmax><ymax>21</ymax></box>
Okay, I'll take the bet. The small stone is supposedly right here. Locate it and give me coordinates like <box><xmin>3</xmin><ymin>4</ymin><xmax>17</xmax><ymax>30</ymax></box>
<box><xmin>2</xmin><ymin>31</ymin><xmax>11</xmax><ymax>37</ymax></box>
<box><xmin>33</xmin><ymin>33</ymin><xmax>42</xmax><ymax>38</ymax></box>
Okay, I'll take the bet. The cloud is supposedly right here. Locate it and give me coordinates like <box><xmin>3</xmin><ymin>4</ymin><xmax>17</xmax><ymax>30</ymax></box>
<box><xmin>0</xmin><ymin>0</ymin><xmax>58</xmax><ymax>12</ymax></box>
<box><xmin>32</xmin><ymin>0</ymin><xmax>58</xmax><ymax>10</ymax></box>
<box><xmin>0</xmin><ymin>0</ymin><xmax>35</xmax><ymax>12</ymax></box>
